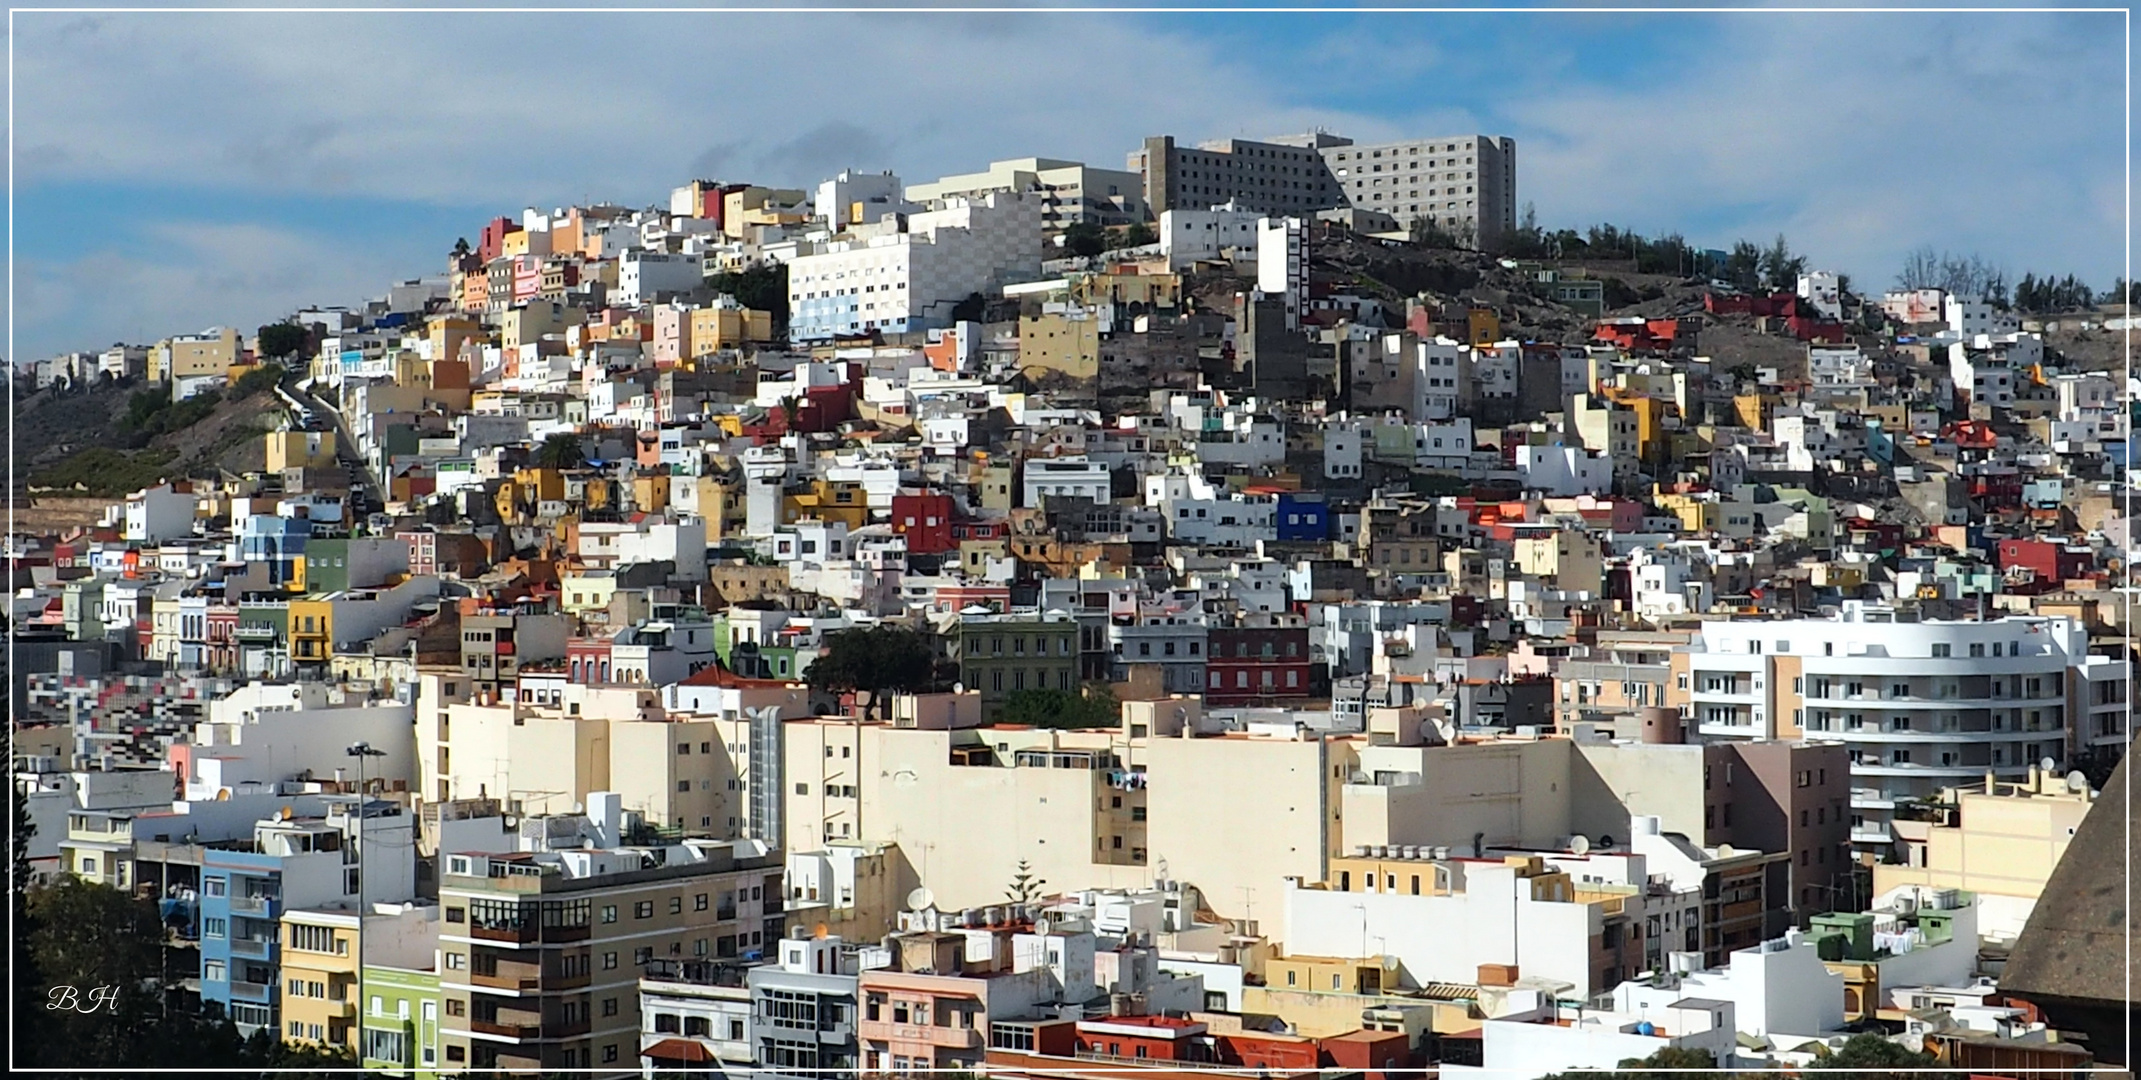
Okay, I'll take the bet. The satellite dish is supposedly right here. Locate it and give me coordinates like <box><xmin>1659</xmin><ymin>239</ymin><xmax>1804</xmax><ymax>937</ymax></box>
<box><xmin>1598</xmin><ymin>834</ymin><xmax>1614</xmax><ymax>849</ymax></box>
<box><xmin>813</xmin><ymin>923</ymin><xmax>830</xmax><ymax>939</ymax></box>
<box><xmin>906</xmin><ymin>887</ymin><xmax>935</xmax><ymax>911</ymax></box>
<box><xmin>2039</xmin><ymin>757</ymin><xmax>2058</xmax><ymax>775</ymax></box>
<box><xmin>1715</xmin><ymin>844</ymin><xmax>1735</xmax><ymax>858</ymax></box>
<box><xmin>1569</xmin><ymin>835</ymin><xmax>1591</xmax><ymax>856</ymax></box>
<box><xmin>1381</xmin><ymin>954</ymin><xmax>1400</xmax><ymax>971</ymax></box>
<box><xmin>2066</xmin><ymin>771</ymin><xmax>2089</xmax><ymax>793</ymax></box>
<box><xmin>1033</xmin><ymin>917</ymin><xmax>1053</xmax><ymax>935</ymax></box>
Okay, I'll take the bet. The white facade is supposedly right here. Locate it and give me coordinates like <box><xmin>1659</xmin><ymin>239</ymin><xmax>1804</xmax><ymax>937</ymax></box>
<box><xmin>1516</xmin><ymin>445</ymin><xmax>1611</xmax><ymax>496</ymax></box>
<box><xmin>818</xmin><ymin>169</ymin><xmax>910</xmax><ymax>230</ymax></box>
<box><xmin>1314</xmin><ymin>134</ymin><xmax>1518</xmax><ymax>249</ymax></box>
<box><xmin>1795</xmin><ymin>271</ymin><xmax>1842</xmax><ymax>321</ymax></box>
<box><xmin>1158</xmin><ymin>204</ymin><xmax>1264</xmax><ymax>269</ymax></box>
<box><xmin>124</xmin><ymin>484</ymin><xmax>199</xmax><ymax>544</ymax></box>
<box><xmin>1024</xmin><ymin>456</ymin><xmax>1112</xmax><ymax>506</ymax></box>
<box><xmin>1283</xmin><ymin>860</ymin><xmax>1605</xmax><ymax>997</ymax></box>
<box><xmin>1613</xmin><ymin>932</ymin><xmax>1845</xmax><ymax>1039</ymax></box>
<box><xmin>787</xmin><ymin>192</ymin><xmax>1042</xmax><ymax>341</ymax></box>
<box><xmin>1944</xmin><ymin>295</ymin><xmax>2019</xmax><ymax>338</ymax></box>
<box><xmin>615</xmin><ymin>251</ymin><xmax>705</xmax><ymax>306</ymax></box>
<box><xmin>905</xmin><ymin>157</ymin><xmax>1147</xmax><ymax>229</ymax></box>
<box><xmin>1324</xmin><ymin>421</ymin><xmax>1364</xmax><ymax>480</ymax></box>
<box><xmin>1681</xmin><ymin>603</ymin><xmax>2111</xmax><ymax>847</ymax></box>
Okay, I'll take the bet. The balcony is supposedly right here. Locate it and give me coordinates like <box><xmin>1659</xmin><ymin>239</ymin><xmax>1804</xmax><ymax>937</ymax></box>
<box><xmin>469</xmin><ymin>971</ymin><xmax>541</xmax><ymax>992</ymax></box>
<box><xmin>229</xmin><ymin>936</ymin><xmax>274</xmax><ymax>959</ymax></box>
<box><xmin>471</xmin><ymin>1017</ymin><xmax>542</xmax><ymax>1040</ymax></box>
<box><xmin>469</xmin><ymin>922</ymin><xmax>538</xmax><ymax>944</ymax></box>
<box><xmin>229</xmin><ymin>979</ymin><xmax>273</xmax><ymax>1001</ymax></box>
<box><xmin>231</xmin><ymin>895</ymin><xmax>277</xmax><ymax>918</ymax></box>
<box><xmin>859</xmin><ymin>1020</ymin><xmax>985</xmax><ymax>1049</ymax></box>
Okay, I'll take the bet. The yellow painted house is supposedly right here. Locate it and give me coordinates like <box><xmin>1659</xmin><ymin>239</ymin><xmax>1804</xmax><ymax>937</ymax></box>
<box><xmin>280</xmin><ymin>908</ymin><xmax>362</xmax><ymax>1051</ymax></box>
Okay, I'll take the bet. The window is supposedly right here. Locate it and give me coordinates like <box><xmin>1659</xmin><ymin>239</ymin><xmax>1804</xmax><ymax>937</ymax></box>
<box><xmin>635</xmin><ymin>901</ymin><xmax>653</xmax><ymax>919</ymax></box>
<box><xmin>602</xmin><ymin>951</ymin><xmax>618</xmax><ymax>970</ymax></box>
<box><xmin>602</xmin><ymin>1045</ymin><xmax>619</xmax><ymax>1064</ymax></box>
<box><xmin>602</xmin><ymin>904</ymin><xmax>617</xmax><ymax>923</ymax></box>
<box><xmin>602</xmin><ymin>997</ymin><xmax>619</xmax><ymax>1017</ymax></box>
<box><xmin>695</xmin><ymin>893</ymin><xmax>709</xmax><ymax>911</ymax></box>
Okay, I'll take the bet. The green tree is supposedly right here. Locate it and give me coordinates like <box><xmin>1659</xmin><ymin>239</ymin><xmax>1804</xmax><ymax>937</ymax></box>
<box><xmin>1005</xmin><ymin>859</ymin><xmax>1048</xmax><ymax>905</ymax></box>
<box><xmin>255</xmin><ymin>321</ymin><xmax>311</xmax><ymax>360</ymax></box>
<box><xmin>1540</xmin><ymin>1045</ymin><xmax>1718</xmax><ymax>1080</ymax></box>
<box><xmin>535</xmin><ymin>431</ymin><xmax>586</xmax><ymax>470</ymax></box>
<box><xmin>1759</xmin><ymin>233</ymin><xmax>1806</xmax><ymax>291</ymax></box>
<box><xmin>1061</xmin><ymin>222</ymin><xmax>1107</xmax><ymax>258</ymax></box>
<box><xmin>26</xmin><ymin>878</ymin><xmax>169</xmax><ymax>1066</ymax></box>
<box><xmin>13</xmin><ymin>794</ymin><xmax>42</xmax><ymax>1067</ymax></box>
<box><xmin>1808</xmin><ymin>1032</ymin><xmax>1942</xmax><ymax>1077</ymax></box>
<box><xmin>806</xmin><ymin>625</ymin><xmax>941</xmax><ymax>720</ymax></box>
<box><xmin>1723</xmin><ymin>240</ymin><xmax>1763</xmax><ymax>291</ymax></box>
<box><xmin>707</xmin><ymin>262</ymin><xmax>790</xmax><ymax>334</ymax></box>
<box><xmin>1119</xmin><ymin>221</ymin><xmax>1157</xmax><ymax>248</ymax></box>
<box><xmin>227</xmin><ymin>363</ymin><xmax>286</xmax><ymax>400</ymax></box>
<box><xmin>997</xmin><ymin>685</ymin><xmax>1119</xmax><ymax>729</ymax></box>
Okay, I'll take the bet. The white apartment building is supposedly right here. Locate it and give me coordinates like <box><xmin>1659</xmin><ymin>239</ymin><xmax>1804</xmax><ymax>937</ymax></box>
<box><xmin>1158</xmin><ymin>203</ymin><xmax>1265</xmax><ymax>269</ymax></box>
<box><xmin>905</xmin><ymin>157</ymin><xmax>1147</xmax><ymax>229</ymax></box>
<box><xmin>1315</xmin><ymin>134</ymin><xmax>1519</xmax><ymax>249</ymax></box>
<box><xmin>614</xmin><ymin>251</ymin><xmax>705</xmax><ymax>306</ymax></box>
<box><xmin>1023</xmin><ymin>456</ymin><xmax>1112</xmax><ymax>506</ymax></box>
<box><xmin>1944</xmin><ymin>295</ymin><xmax>2020</xmax><ymax>338</ymax></box>
<box><xmin>1675</xmin><ymin>603</ymin><xmax>2126</xmax><ymax>850</ymax></box>
<box><xmin>786</xmin><ymin>192</ymin><xmax>1042</xmax><ymax>341</ymax></box>
<box><xmin>1132</xmin><ymin>131</ymin><xmax>1517</xmax><ymax>249</ymax></box>
<box><xmin>1796</xmin><ymin>271</ymin><xmax>1843</xmax><ymax>321</ymax></box>
<box><xmin>817</xmin><ymin>169</ymin><xmax>911</xmax><ymax>230</ymax></box>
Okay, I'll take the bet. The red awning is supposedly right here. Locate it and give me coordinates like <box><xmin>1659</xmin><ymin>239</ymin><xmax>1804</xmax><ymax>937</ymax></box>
<box><xmin>642</xmin><ymin>1038</ymin><xmax>714</xmax><ymax>1063</ymax></box>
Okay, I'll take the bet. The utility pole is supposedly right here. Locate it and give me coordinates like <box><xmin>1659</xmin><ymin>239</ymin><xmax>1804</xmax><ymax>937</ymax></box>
<box><xmin>346</xmin><ymin>741</ymin><xmax>386</xmax><ymax>1058</ymax></box>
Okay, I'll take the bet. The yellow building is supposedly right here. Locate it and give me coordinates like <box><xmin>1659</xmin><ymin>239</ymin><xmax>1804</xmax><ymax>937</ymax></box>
<box><xmin>1070</xmin><ymin>268</ymin><xmax>1181</xmax><ymax>309</ymax></box>
<box><xmin>288</xmin><ymin>598</ymin><xmax>332</xmax><ymax>663</ymax></box>
<box><xmin>281</xmin><ymin>908</ymin><xmax>362</xmax><ymax>1051</ymax></box>
<box><xmin>1877</xmin><ymin>771</ymin><xmax>2099</xmax><ymax>943</ymax></box>
<box><xmin>157</xmin><ymin>327</ymin><xmax>243</xmax><ymax>382</ymax></box>
<box><xmin>689</xmin><ymin>304</ymin><xmax>775</xmax><ymax>357</ymax></box>
<box><xmin>266</xmin><ymin>430</ymin><xmax>340</xmax><ymax>473</ymax></box>
<box><xmin>1018</xmin><ymin>312</ymin><xmax>1102</xmax><ymax>380</ymax></box>
<box><xmin>1653</xmin><ymin>487</ymin><xmax>1722</xmax><ymax>534</ymax></box>
<box><xmin>1465</xmin><ymin>306</ymin><xmax>1501</xmax><ymax>347</ymax></box>
<box><xmin>632</xmin><ymin>474</ymin><xmax>672</xmax><ymax>514</ymax></box>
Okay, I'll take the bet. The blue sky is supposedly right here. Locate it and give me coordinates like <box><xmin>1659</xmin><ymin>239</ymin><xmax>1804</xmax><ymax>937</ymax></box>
<box><xmin>9</xmin><ymin>5</ymin><xmax>2127</xmax><ymax>361</ymax></box>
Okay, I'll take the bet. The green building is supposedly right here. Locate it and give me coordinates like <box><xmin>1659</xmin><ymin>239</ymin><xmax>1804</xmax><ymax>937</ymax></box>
<box><xmin>947</xmin><ymin>611</ymin><xmax>1080</xmax><ymax>719</ymax></box>
<box><xmin>360</xmin><ymin>964</ymin><xmax>441</xmax><ymax>1079</ymax></box>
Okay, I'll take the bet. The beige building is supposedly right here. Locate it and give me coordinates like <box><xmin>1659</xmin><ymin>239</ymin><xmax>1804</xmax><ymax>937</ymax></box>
<box><xmin>414</xmin><ymin>670</ymin><xmax>809</xmax><ymax>833</ymax></box>
<box><xmin>266</xmin><ymin>429</ymin><xmax>340</xmax><ymax>474</ymax></box>
<box><xmin>155</xmin><ymin>326</ymin><xmax>243</xmax><ymax>382</ymax></box>
<box><xmin>436</xmin><ymin>823</ymin><xmax>782</xmax><ymax>1076</ymax></box>
<box><xmin>689</xmin><ymin>302</ymin><xmax>775</xmax><ymax>357</ymax></box>
<box><xmin>1876</xmin><ymin>769</ymin><xmax>2100</xmax><ymax>943</ymax></box>
<box><xmin>1018</xmin><ymin>311</ymin><xmax>1102</xmax><ymax>381</ymax></box>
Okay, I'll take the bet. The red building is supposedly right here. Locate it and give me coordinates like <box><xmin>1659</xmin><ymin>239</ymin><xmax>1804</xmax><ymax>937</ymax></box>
<box><xmin>1072</xmin><ymin>1016</ymin><xmax>1212</xmax><ymax>1063</ymax></box>
<box><xmin>1205</xmin><ymin>616</ymin><xmax>1312</xmax><ymax>706</ymax></box>
<box><xmin>1591</xmin><ymin>317</ymin><xmax>1686</xmax><ymax>353</ymax></box>
<box><xmin>566</xmin><ymin>635</ymin><xmax>616</xmax><ymax>684</ymax></box>
<box><xmin>1318</xmin><ymin>1029</ymin><xmax>1415</xmax><ymax>1078</ymax></box>
<box><xmin>892</xmin><ymin>492</ymin><xmax>957</xmax><ymax>554</ymax></box>
<box><xmin>1216</xmin><ymin>1031</ymin><xmax>1322</xmax><ymax>1072</ymax></box>
<box><xmin>1997</xmin><ymin>537</ymin><xmax>2093</xmax><ymax>584</ymax></box>
<box><xmin>476</xmin><ymin>216</ymin><xmax>521</xmax><ymax>262</ymax></box>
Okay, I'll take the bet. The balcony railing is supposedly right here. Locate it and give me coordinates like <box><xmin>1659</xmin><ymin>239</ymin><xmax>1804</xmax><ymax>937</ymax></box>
<box><xmin>229</xmin><ymin>936</ymin><xmax>274</xmax><ymax>959</ymax></box>
<box><xmin>470</xmin><ymin>971</ymin><xmax>541</xmax><ymax>992</ymax></box>
<box><xmin>230</xmin><ymin>895</ymin><xmax>277</xmax><ymax>917</ymax></box>
<box><xmin>470</xmin><ymin>1018</ymin><xmax>542</xmax><ymax>1040</ymax></box>
<box><xmin>469</xmin><ymin>922</ymin><xmax>538</xmax><ymax>944</ymax></box>
<box><xmin>229</xmin><ymin>979</ymin><xmax>273</xmax><ymax>1001</ymax></box>
<box><xmin>858</xmin><ymin>1020</ymin><xmax>984</xmax><ymax>1049</ymax></box>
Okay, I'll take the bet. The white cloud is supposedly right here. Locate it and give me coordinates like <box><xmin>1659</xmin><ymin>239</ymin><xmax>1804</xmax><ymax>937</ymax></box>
<box><xmin>8</xmin><ymin>9</ymin><xmax>2127</xmax><ymax>358</ymax></box>
<box><xmin>16</xmin><ymin>220</ymin><xmax>428</xmax><ymax>354</ymax></box>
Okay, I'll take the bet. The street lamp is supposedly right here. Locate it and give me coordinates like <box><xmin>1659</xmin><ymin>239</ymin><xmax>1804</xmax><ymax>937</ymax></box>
<box><xmin>346</xmin><ymin>741</ymin><xmax>387</xmax><ymax>1059</ymax></box>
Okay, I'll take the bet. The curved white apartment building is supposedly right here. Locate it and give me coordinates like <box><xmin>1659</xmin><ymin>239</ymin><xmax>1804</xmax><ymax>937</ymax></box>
<box><xmin>1670</xmin><ymin>602</ymin><xmax>2126</xmax><ymax>853</ymax></box>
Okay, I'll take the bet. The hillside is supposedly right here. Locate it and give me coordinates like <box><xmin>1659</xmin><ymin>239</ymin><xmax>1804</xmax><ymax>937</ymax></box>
<box><xmin>10</xmin><ymin>374</ymin><xmax>284</xmax><ymax>499</ymax></box>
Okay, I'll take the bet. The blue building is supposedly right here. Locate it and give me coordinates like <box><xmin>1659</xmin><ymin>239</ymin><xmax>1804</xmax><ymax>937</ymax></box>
<box><xmin>197</xmin><ymin>805</ymin><xmax>386</xmax><ymax>1036</ymax></box>
<box><xmin>1275</xmin><ymin>492</ymin><xmax>1331</xmax><ymax>542</ymax></box>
